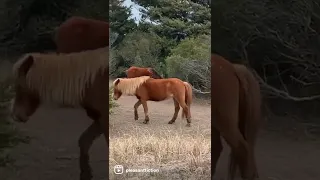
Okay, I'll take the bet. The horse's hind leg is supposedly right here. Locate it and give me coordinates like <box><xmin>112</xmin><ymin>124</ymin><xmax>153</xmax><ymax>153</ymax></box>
<box><xmin>134</xmin><ymin>100</ymin><xmax>142</xmax><ymax>120</ymax></box>
<box><xmin>179</xmin><ymin>101</ymin><xmax>191</xmax><ymax>127</ymax></box>
<box><xmin>179</xmin><ymin>104</ymin><xmax>191</xmax><ymax>127</ymax></box>
<box><xmin>141</xmin><ymin>100</ymin><xmax>150</xmax><ymax>124</ymax></box>
<box><xmin>175</xmin><ymin>95</ymin><xmax>191</xmax><ymax>127</ymax></box>
<box><xmin>227</xmin><ymin>153</ymin><xmax>237</xmax><ymax>180</ymax></box>
<box><xmin>78</xmin><ymin>121</ymin><xmax>102</xmax><ymax>180</ymax></box>
<box><xmin>221</xmin><ymin>127</ymin><xmax>254</xmax><ymax>179</ymax></box>
<box><xmin>212</xmin><ymin>127</ymin><xmax>223</xmax><ymax>177</ymax></box>
<box><xmin>182</xmin><ymin>104</ymin><xmax>191</xmax><ymax>127</ymax></box>
<box><xmin>168</xmin><ymin>98</ymin><xmax>180</xmax><ymax>124</ymax></box>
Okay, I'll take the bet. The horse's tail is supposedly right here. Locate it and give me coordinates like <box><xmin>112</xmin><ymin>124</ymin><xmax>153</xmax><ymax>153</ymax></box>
<box><xmin>229</xmin><ymin>64</ymin><xmax>261</xmax><ymax>179</ymax></box>
<box><xmin>237</xmin><ymin>64</ymin><xmax>261</xmax><ymax>151</ymax></box>
<box><xmin>182</xmin><ymin>81</ymin><xmax>193</xmax><ymax>119</ymax></box>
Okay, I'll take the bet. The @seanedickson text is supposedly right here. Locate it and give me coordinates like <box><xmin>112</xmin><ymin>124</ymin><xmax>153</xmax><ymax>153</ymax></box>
<box><xmin>114</xmin><ymin>165</ymin><xmax>160</xmax><ymax>174</ymax></box>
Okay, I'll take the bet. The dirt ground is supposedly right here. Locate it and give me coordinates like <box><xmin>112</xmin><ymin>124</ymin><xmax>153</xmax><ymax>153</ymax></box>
<box><xmin>0</xmin><ymin>77</ymin><xmax>319</xmax><ymax>180</ymax></box>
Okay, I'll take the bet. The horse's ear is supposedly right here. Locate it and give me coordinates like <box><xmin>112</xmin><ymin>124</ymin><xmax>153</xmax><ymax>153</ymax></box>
<box><xmin>18</xmin><ymin>55</ymin><xmax>34</xmax><ymax>77</ymax></box>
<box><xmin>114</xmin><ymin>78</ymin><xmax>120</xmax><ymax>86</ymax></box>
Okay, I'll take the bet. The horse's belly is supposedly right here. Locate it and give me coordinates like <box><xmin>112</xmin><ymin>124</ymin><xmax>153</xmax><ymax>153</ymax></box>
<box><xmin>149</xmin><ymin>95</ymin><xmax>168</xmax><ymax>102</ymax></box>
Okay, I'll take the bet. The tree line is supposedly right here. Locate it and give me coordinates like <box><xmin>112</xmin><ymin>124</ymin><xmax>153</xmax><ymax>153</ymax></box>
<box><xmin>212</xmin><ymin>0</ymin><xmax>320</xmax><ymax>119</ymax></box>
<box><xmin>110</xmin><ymin>0</ymin><xmax>211</xmax><ymax>93</ymax></box>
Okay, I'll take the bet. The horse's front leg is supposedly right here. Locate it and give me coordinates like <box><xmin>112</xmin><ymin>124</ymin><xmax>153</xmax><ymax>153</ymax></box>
<box><xmin>97</xmin><ymin>112</ymin><xmax>109</xmax><ymax>147</ymax></box>
<box><xmin>78</xmin><ymin>122</ymin><xmax>102</xmax><ymax>180</ymax></box>
<box><xmin>96</xmin><ymin>112</ymin><xmax>110</xmax><ymax>178</ymax></box>
<box><xmin>134</xmin><ymin>100</ymin><xmax>142</xmax><ymax>120</ymax></box>
<box><xmin>141</xmin><ymin>100</ymin><xmax>149</xmax><ymax>124</ymax></box>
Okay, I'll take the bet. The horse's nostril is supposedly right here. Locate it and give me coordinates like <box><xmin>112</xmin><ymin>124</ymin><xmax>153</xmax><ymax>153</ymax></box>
<box><xmin>10</xmin><ymin>114</ymin><xmax>26</xmax><ymax>123</ymax></box>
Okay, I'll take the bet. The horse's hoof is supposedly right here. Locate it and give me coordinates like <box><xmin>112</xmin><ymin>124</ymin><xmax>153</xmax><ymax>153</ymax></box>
<box><xmin>134</xmin><ymin>117</ymin><xmax>138</xmax><ymax>121</ymax></box>
<box><xmin>168</xmin><ymin>120</ymin><xmax>174</xmax><ymax>124</ymax></box>
<box><xmin>143</xmin><ymin>120</ymin><xmax>149</xmax><ymax>124</ymax></box>
<box><xmin>186</xmin><ymin>123</ymin><xmax>191</xmax><ymax>127</ymax></box>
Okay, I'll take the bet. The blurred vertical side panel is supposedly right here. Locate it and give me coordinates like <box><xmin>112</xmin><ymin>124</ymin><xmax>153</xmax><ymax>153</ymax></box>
<box><xmin>0</xmin><ymin>0</ymin><xmax>110</xmax><ymax>180</ymax></box>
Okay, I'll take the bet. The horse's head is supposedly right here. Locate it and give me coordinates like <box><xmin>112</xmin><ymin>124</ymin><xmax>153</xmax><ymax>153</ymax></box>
<box><xmin>112</xmin><ymin>78</ymin><xmax>122</xmax><ymax>100</ymax></box>
<box><xmin>11</xmin><ymin>55</ymin><xmax>40</xmax><ymax>123</ymax></box>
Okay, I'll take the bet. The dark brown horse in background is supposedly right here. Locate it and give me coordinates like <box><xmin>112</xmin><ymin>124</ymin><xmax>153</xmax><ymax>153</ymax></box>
<box><xmin>54</xmin><ymin>16</ymin><xmax>109</xmax><ymax>53</ymax></box>
<box><xmin>125</xmin><ymin>66</ymin><xmax>163</xmax><ymax>79</ymax></box>
<box><xmin>211</xmin><ymin>54</ymin><xmax>261</xmax><ymax>180</ymax></box>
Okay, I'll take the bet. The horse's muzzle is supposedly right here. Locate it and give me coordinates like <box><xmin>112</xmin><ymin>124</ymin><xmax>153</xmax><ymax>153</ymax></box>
<box><xmin>11</xmin><ymin>113</ymin><xmax>27</xmax><ymax>123</ymax></box>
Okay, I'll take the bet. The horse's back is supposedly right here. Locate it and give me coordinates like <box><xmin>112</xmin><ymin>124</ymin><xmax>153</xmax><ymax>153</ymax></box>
<box><xmin>136</xmin><ymin>78</ymin><xmax>180</xmax><ymax>101</ymax></box>
<box><xmin>127</xmin><ymin>68</ymin><xmax>151</xmax><ymax>78</ymax></box>
<box><xmin>211</xmin><ymin>54</ymin><xmax>240</xmax><ymax>99</ymax></box>
<box><xmin>55</xmin><ymin>16</ymin><xmax>109</xmax><ymax>53</ymax></box>
<box><xmin>147</xmin><ymin>78</ymin><xmax>185</xmax><ymax>87</ymax></box>
<box><xmin>166</xmin><ymin>78</ymin><xmax>185</xmax><ymax>83</ymax></box>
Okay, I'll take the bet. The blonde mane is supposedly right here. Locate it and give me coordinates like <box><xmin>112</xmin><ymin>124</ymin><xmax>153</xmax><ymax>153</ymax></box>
<box><xmin>113</xmin><ymin>76</ymin><xmax>150</xmax><ymax>95</ymax></box>
<box><xmin>12</xmin><ymin>47</ymin><xmax>109</xmax><ymax>105</ymax></box>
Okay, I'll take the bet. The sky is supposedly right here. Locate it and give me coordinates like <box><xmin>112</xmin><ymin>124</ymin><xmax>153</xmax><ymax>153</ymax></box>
<box><xmin>123</xmin><ymin>0</ymin><xmax>142</xmax><ymax>23</ymax></box>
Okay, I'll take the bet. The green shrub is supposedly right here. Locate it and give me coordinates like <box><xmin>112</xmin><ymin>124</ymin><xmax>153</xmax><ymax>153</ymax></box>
<box><xmin>165</xmin><ymin>35</ymin><xmax>211</xmax><ymax>92</ymax></box>
<box><xmin>0</xmin><ymin>79</ymin><xmax>29</xmax><ymax>167</ymax></box>
<box><xmin>109</xmin><ymin>31</ymin><xmax>164</xmax><ymax>78</ymax></box>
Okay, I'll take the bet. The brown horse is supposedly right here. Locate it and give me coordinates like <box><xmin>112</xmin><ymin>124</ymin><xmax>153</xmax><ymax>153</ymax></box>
<box><xmin>10</xmin><ymin>47</ymin><xmax>109</xmax><ymax>180</ymax></box>
<box><xmin>112</xmin><ymin>76</ymin><xmax>193</xmax><ymax>126</ymax></box>
<box><xmin>54</xmin><ymin>16</ymin><xmax>109</xmax><ymax>53</ymax></box>
<box><xmin>125</xmin><ymin>66</ymin><xmax>163</xmax><ymax>79</ymax></box>
<box><xmin>211</xmin><ymin>54</ymin><xmax>261</xmax><ymax>180</ymax></box>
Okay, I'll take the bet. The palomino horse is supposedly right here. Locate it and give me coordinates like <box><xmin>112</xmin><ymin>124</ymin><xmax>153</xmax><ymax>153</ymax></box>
<box><xmin>211</xmin><ymin>54</ymin><xmax>261</xmax><ymax>180</ymax></box>
<box><xmin>124</xmin><ymin>66</ymin><xmax>193</xmax><ymax>122</ymax></box>
<box><xmin>10</xmin><ymin>47</ymin><xmax>109</xmax><ymax>180</ymax></box>
<box><xmin>54</xmin><ymin>16</ymin><xmax>109</xmax><ymax>53</ymax></box>
<box><xmin>112</xmin><ymin>76</ymin><xmax>193</xmax><ymax>126</ymax></box>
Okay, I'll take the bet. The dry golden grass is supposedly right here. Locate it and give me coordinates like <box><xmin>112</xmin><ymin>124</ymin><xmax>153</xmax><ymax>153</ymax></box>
<box><xmin>109</xmin><ymin>79</ymin><xmax>211</xmax><ymax>179</ymax></box>
<box><xmin>109</xmin><ymin>128</ymin><xmax>211</xmax><ymax>180</ymax></box>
